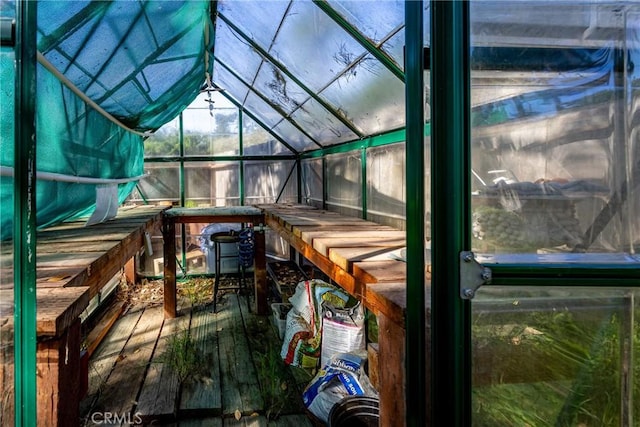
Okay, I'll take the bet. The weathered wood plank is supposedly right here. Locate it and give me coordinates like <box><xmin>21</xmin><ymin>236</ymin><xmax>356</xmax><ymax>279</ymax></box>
<box><xmin>37</xmin><ymin>319</ymin><xmax>83</xmax><ymax>427</ymax></box>
<box><xmin>180</xmin><ymin>418</ymin><xmax>223</xmax><ymax>427</ymax></box>
<box><xmin>292</xmin><ymin>223</ymin><xmax>394</xmax><ymax>238</ymax></box>
<box><xmin>85</xmin><ymin>300</ymin><xmax>127</xmax><ymax>357</ymax></box>
<box><xmin>81</xmin><ymin>309</ymin><xmax>143</xmax><ymax>419</ymax></box>
<box><xmin>0</xmin><ymin>287</ymin><xmax>85</xmax><ymax>336</ymax></box>
<box><xmin>268</xmin><ymin>414</ymin><xmax>314</xmax><ymax>427</ymax></box>
<box><xmin>298</xmin><ymin>229</ymin><xmax>404</xmax><ymax>246</ymax></box>
<box><xmin>264</xmin><ymin>216</ymin><xmax>358</xmax><ymax>297</ymax></box>
<box><xmin>329</xmin><ymin>246</ymin><xmax>406</xmax><ymax>273</ymax></box>
<box><xmin>165</xmin><ymin>207</ymin><xmax>264</xmax><ymax>225</ymax></box>
<box><xmin>180</xmin><ymin>307</ymin><xmax>222</xmax><ymax>416</ymax></box>
<box><xmin>218</xmin><ymin>294</ymin><xmax>264</xmax><ymax>416</ymax></box>
<box><xmin>378</xmin><ymin>313</ymin><xmax>407</xmax><ymax>427</ymax></box>
<box><xmin>88</xmin><ymin>306</ymin><xmax>164</xmax><ymax>418</ymax></box>
<box><xmin>37</xmin><ymin>286</ymin><xmax>90</xmax><ymax>336</ymax></box>
<box><xmin>313</xmin><ymin>237</ymin><xmax>406</xmax><ymax>257</ymax></box>
<box><xmin>36</xmin><ymin>240</ymin><xmax>124</xmax><ymax>254</ymax></box>
<box><xmin>136</xmin><ymin>310</ymin><xmax>189</xmax><ymax>423</ymax></box>
<box><xmin>223</xmin><ymin>415</ymin><xmax>268</xmax><ymax>426</ymax></box>
<box><xmin>352</xmin><ymin>260</ymin><xmax>407</xmax><ymax>285</ymax></box>
<box><xmin>364</xmin><ymin>282</ymin><xmax>407</xmax><ymax>327</ymax></box>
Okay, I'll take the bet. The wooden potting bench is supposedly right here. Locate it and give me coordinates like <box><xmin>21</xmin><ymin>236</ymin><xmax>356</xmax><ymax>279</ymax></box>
<box><xmin>0</xmin><ymin>204</ymin><xmax>167</xmax><ymax>426</ymax></box>
<box><xmin>161</xmin><ymin>206</ymin><xmax>268</xmax><ymax>317</ymax></box>
<box><xmin>257</xmin><ymin>203</ymin><xmax>428</xmax><ymax>427</ymax></box>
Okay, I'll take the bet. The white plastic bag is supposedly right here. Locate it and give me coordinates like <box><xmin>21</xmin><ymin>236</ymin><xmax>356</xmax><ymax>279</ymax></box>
<box><xmin>302</xmin><ymin>352</ymin><xmax>377</xmax><ymax>423</ymax></box>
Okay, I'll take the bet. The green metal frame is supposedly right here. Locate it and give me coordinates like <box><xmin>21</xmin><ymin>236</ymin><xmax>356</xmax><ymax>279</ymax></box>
<box><xmin>404</xmin><ymin>1</ymin><xmax>426</xmax><ymax>426</ymax></box>
<box><xmin>13</xmin><ymin>2</ymin><xmax>38</xmax><ymax>426</ymax></box>
<box><xmin>429</xmin><ymin>1</ymin><xmax>471</xmax><ymax>426</ymax></box>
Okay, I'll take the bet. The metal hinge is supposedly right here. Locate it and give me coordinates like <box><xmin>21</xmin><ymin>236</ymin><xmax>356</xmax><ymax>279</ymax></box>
<box><xmin>460</xmin><ymin>251</ymin><xmax>491</xmax><ymax>300</ymax></box>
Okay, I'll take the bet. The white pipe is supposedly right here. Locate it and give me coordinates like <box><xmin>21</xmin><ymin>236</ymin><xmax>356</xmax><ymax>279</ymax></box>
<box><xmin>0</xmin><ymin>165</ymin><xmax>147</xmax><ymax>185</ymax></box>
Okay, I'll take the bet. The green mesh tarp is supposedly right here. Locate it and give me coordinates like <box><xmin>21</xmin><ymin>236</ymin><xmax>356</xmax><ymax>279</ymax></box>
<box><xmin>1</xmin><ymin>0</ymin><xmax>212</xmax><ymax>240</ymax></box>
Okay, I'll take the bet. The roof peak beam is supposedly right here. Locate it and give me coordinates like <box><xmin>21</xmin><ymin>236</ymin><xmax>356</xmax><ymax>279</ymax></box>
<box><xmin>215</xmin><ymin>12</ymin><xmax>364</xmax><ymax>140</ymax></box>
<box><xmin>312</xmin><ymin>0</ymin><xmax>405</xmax><ymax>83</ymax></box>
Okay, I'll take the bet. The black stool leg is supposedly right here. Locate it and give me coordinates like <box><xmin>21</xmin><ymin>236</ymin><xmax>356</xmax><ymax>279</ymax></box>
<box><xmin>213</xmin><ymin>241</ymin><xmax>220</xmax><ymax>313</ymax></box>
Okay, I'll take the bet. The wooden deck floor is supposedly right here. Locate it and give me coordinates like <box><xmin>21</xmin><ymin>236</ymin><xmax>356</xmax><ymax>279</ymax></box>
<box><xmin>80</xmin><ymin>281</ymin><xmax>315</xmax><ymax>427</ymax></box>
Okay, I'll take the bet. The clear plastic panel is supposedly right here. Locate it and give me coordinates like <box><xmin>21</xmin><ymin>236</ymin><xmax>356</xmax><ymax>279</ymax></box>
<box><xmin>325</xmin><ymin>152</ymin><xmax>362</xmax><ymax>216</ymax></box>
<box><xmin>212</xmin><ymin>65</ymin><xmax>250</xmax><ymax>109</ymax></box>
<box><xmin>288</xmin><ymin>98</ymin><xmax>359</xmax><ymax>145</ymax></box>
<box><xmin>380</xmin><ymin>28</ymin><xmax>406</xmax><ymax>72</ymax></box>
<box><xmin>217</xmin><ymin>0</ymin><xmax>288</xmax><ymax>50</ymax></box>
<box><xmin>326</xmin><ymin>0</ymin><xmax>404</xmax><ymax>46</ymax></box>
<box><xmin>242</xmin><ymin>114</ymin><xmax>292</xmax><ymax>156</ymax></box>
<box><xmin>301</xmin><ymin>158</ymin><xmax>324</xmax><ymax>208</ymax></box>
<box><xmin>270</xmin><ymin>119</ymin><xmax>319</xmax><ymax>153</ymax></box>
<box><xmin>469</xmin><ymin>2</ymin><xmax>639</xmax><ymax>260</ymax></box>
<box><xmin>243</xmin><ymin>91</ymin><xmax>293</xmax><ymax>132</ymax></box>
<box><xmin>183</xmin><ymin>94</ymin><xmax>240</xmax><ymax>157</ymax></box>
<box><xmin>367</xmin><ymin>142</ymin><xmax>406</xmax><ymax>229</ymax></box>
<box><xmin>143</xmin><ymin>116</ymin><xmax>180</xmax><ymax>158</ymax></box>
<box><xmin>472</xmin><ymin>286</ymin><xmax>639</xmax><ymax>426</ymax></box>
<box><xmin>321</xmin><ymin>53</ymin><xmax>406</xmax><ymax>136</ymax></box>
<box><xmin>212</xmin><ymin>18</ymin><xmax>264</xmax><ymax>89</ymax></box>
<box><xmin>253</xmin><ymin>61</ymin><xmax>309</xmax><ymax>115</ymax></box>
<box><xmin>184</xmin><ymin>161</ymin><xmax>239</xmax><ymax>207</ymax></box>
<box><xmin>269</xmin><ymin>1</ymin><xmax>367</xmax><ymax>92</ymax></box>
<box><xmin>136</xmin><ymin>162</ymin><xmax>180</xmax><ymax>205</ymax></box>
<box><xmin>243</xmin><ymin>160</ymin><xmax>298</xmax><ymax>205</ymax></box>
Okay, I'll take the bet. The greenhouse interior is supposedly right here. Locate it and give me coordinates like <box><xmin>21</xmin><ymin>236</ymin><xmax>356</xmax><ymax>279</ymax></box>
<box><xmin>1</xmin><ymin>0</ymin><xmax>639</xmax><ymax>426</ymax></box>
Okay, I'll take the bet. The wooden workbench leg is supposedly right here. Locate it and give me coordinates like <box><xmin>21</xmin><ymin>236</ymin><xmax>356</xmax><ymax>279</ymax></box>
<box><xmin>163</xmin><ymin>220</ymin><xmax>177</xmax><ymax>318</ymax></box>
<box><xmin>254</xmin><ymin>227</ymin><xmax>267</xmax><ymax>315</ymax></box>
<box><xmin>37</xmin><ymin>319</ymin><xmax>81</xmax><ymax>426</ymax></box>
<box><xmin>378</xmin><ymin>313</ymin><xmax>405</xmax><ymax>427</ymax></box>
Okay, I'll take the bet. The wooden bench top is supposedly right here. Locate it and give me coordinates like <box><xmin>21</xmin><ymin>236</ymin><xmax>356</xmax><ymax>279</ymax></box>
<box><xmin>258</xmin><ymin>204</ymin><xmax>430</xmax><ymax>326</ymax></box>
<box><xmin>164</xmin><ymin>206</ymin><xmax>264</xmax><ymax>224</ymax></box>
<box><xmin>0</xmin><ymin>204</ymin><xmax>167</xmax><ymax>337</ymax></box>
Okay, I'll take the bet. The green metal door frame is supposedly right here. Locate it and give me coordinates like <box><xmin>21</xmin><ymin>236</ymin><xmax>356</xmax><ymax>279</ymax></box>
<box><xmin>13</xmin><ymin>1</ymin><xmax>38</xmax><ymax>426</ymax></box>
<box><xmin>404</xmin><ymin>1</ymin><xmax>427</xmax><ymax>426</ymax></box>
<box><xmin>423</xmin><ymin>1</ymin><xmax>640</xmax><ymax>426</ymax></box>
<box><xmin>427</xmin><ymin>1</ymin><xmax>472</xmax><ymax>426</ymax></box>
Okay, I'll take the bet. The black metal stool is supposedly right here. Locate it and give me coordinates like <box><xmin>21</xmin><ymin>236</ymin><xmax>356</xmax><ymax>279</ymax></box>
<box><xmin>211</xmin><ymin>231</ymin><xmax>240</xmax><ymax>313</ymax></box>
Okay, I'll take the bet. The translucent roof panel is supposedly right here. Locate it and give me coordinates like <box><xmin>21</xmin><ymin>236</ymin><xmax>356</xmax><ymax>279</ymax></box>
<box><xmin>326</xmin><ymin>0</ymin><xmax>405</xmax><ymax>69</ymax></box>
<box><xmin>267</xmin><ymin>1</ymin><xmax>367</xmax><ymax>93</ymax></box>
<box><xmin>243</xmin><ymin>115</ymin><xmax>293</xmax><ymax>156</ymax></box>
<box><xmin>326</xmin><ymin>0</ymin><xmax>404</xmax><ymax>44</ymax></box>
<box><xmin>288</xmin><ymin>98</ymin><xmax>359</xmax><ymax>145</ymax></box>
<box><xmin>253</xmin><ymin>62</ymin><xmax>309</xmax><ymax>116</ymax></box>
<box><xmin>212</xmin><ymin>18</ymin><xmax>264</xmax><ymax>98</ymax></box>
<box><xmin>211</xmin><ymin>0</ymin><xmax>414</xmax><ymax>149</ymax></box>
<box><xmin>272</xmin><ymin>118</ymin><xmax>323</xmax><ymax>153</ymax></box>
<box><xmin>217</xmin><ymin>0</ymin><xmax>289</xmax><ymax>49</ymax></box>
<box><xmin>321</xmin><ymin>53</ymin><xmax>406</xmax><ymax>135</ymax></box>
